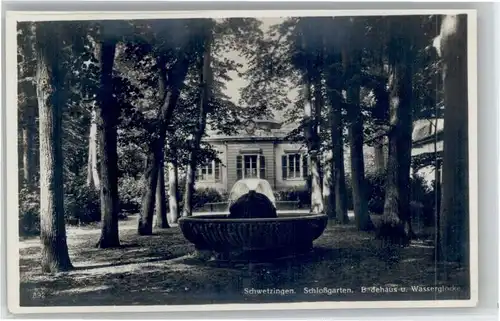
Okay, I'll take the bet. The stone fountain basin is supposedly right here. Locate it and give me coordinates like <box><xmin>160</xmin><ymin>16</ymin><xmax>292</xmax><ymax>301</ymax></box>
<box><xmin>178</xmin><ymin>213</ymin><xmax>328</xmax><ymax>253</ymax></box>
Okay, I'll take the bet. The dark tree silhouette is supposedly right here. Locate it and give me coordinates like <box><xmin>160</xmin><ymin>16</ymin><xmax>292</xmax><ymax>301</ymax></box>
<box><xmin>437</xmin><ymin>14</ymin><xmax>469</xmax><ymax>265</ymax></box>
<box><xmin>35</xmin><ymin>22</ymin><xmax>73</xmax><ymax>272</ymax></box>
<box><xmin>96</xmin><ymin>37</ymin><xmax>121</xmax><ymax>248</ymax></box>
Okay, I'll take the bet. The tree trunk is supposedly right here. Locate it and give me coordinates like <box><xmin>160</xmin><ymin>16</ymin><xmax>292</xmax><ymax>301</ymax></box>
<box><xmin>379</xmin><ymin>48</ymin><xmax>414</xmax><ymax>245</ymax></box>
<box><xmin>374</xmin><ymin>138</ymin><xmax>386</xmax><ymax>174</ymax></box>
<box><xmin>324</xmin><ymin>45</ymin><xmax>349</xmax><ymax>223</ymax></box>
<box><xmin>86</xmin><ymin>107</ymin><xmax>100</xmax><ymax>190</ymax></box>
<box><xmin>182</xmin><ymin>154</ymin><xmax>197</xmax><ymax>217</ymax></box>
<box><xmin>168</xmin><ymin>162</ymin><xmax>179</xmax><ymax>223</ymax></box>
<box><xmin>322</xmin><ymin>157</ymin><xmax>335</xmax><ymax>218</ymax></box>
<box><xmin>19</xmin><ymin>127</ymin><xmax>25</xmax><ymax>187</ymax></box>
<box><xmin>330</xmin><ymin>105</ymin><xmax>349</xmax><ymax>224</ymax></box>
<box><xmin>35</xmin><ymin>27</ymin><xmax>72</xmax><ymax>272</ymax></box>
<box><xmin>303</xmin><ymin>80</ymin><xmax>324</xmax><ymax>214</ymax></box>
<box><xmin>325</xmin><ymin>52</ymin><xmax>348</xmax><ymax>224</ymax></box>
<box><xmin>437</xmin><ymin>14</ymin><xmax>469</xmax><ymax>264</ymax></box>
<box><xmin>23</xmin><ymin>105</ymin><xmax>36</xmax><ymax>188</ymax></box>
<box><xmin>372</xmin><ymin>74</ymin><xmax>389</xmax><ymax>176</ymax></box>
<box><xmin>342</xmin><ymin>48</ymin><xmax>374</xmax><ymax>230</ymax></box>
<box><xmin>138</xmin><ymin>139</ymin><xmax>162</xmax><ymax>234</ymax></box>
<box><xmin>19</xmin><ymin>23</ymin><xmax>37</xmax><ymax>190</ymax></box>
<box><xmin>182</xmin><ymin>28</ymin><xmax>213</xmax><ymax>218</ymax></box>
<box><xmin>154</xmin><ymin>155</ymin><xmax>170</xmax><ymax>228</ymax></box>
<box><xmin>96</xmin><ymin>40</ymin><xmax>120</xmax><ymax>248</ymax></box>
<box><xmin>21</xmin><ymin>127</ymin><xmax>28</xmax><ymax>182</ymax></box>
<box><xmin>309</xmin><ymin>150</ymin><xmax>324</xmax><ymax>214</ymax></box>
<box><xmin>138</xmin><ymin>56</ymin><xmax>190</xmax><ymax>235</ymax></box>
<box><xmin>346</xmin><ymin>85</ymin><xmax>374</xmax><ymax>230</ymax></box>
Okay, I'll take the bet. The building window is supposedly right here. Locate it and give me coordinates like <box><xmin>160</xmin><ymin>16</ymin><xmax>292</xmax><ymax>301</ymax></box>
<box><xmin>197</xmin><ymin>160</ymin><xmax>221</xmax><ymax>182</ymax></box>
<box><xmin>282</xmin><ymin>153</ymin><xmax>308</xmax><ymax>180</ymax></box>
<box><xmin>237</xmin><ymin>154</ymin><xmax>265</xmax><ymax>180</ymax></box>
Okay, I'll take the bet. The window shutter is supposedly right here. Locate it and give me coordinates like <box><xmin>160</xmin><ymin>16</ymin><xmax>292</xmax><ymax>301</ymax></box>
<box><xmin>236</xmin><ymin>155</ymin><xmax>243</xmax><ymax>180</ymax></box>
<box><xmin>302</xmin><ymin>154</ymin><xmax>309</xmax><ymax>179</ymax></box>
<box><xmin>282</xmin><ymin>155</ymin><xmax>287</xmax><ymax>180</ymax></box>
<box><xmin>214</xmin><ymin>161</ymin><xmax>220</xmax><ymax>181</ymax></box>
<box><xmin>259</xmin><ymin>155</ymin><xmax>266</xmax><ymax>179</ymax></box>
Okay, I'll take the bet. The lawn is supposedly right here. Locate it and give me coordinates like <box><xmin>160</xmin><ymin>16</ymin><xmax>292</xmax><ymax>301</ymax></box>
<box><xmin>19</xmin><ymin>214</ymin><xmax>470</xmax><ymax>307</ymax></box>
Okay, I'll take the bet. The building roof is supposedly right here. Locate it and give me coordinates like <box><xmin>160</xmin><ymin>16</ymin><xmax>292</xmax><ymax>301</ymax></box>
<box><xmin>205</xmin><ymin>117</ymin><xmax>445</xmax><ymax>146</ymax></box>
<box><xmin>412</xmin><ymin>119</ymin><xmax>444</xmax><ymax>144</ymax></box>
<box><xmin>411</xmin><ymin>118</ymin><xmax>444</xmax><ymax>157</ymax></box>
<box><xmin>204</xmin><ymin>115</ymin><xmax>295</xmax><ymax>142</ymax></box>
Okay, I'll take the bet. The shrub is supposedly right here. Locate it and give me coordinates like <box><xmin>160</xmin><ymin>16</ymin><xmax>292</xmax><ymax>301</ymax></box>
<box><xmin>364</xmin><ymin>171</ymin><xmax>436</xmax><ymax>226</ymax></box>
<box><xmin>119</xmin><ymin>175</ymin><xmax>143</xmax><ymax>213</ymax></box>
<box><xmin>410</xmin><ymin>174</ymin><xmax>436</xmax><ymax>226</ymax></box>
<box><xmin>344</xmin><ymin>175</ymin><xmax>354</xmax><ymax>211</ymax></box>
<box><xmin>64</xmin><ymin>183</ymin><xmax>100</xmax><ymax>225</ymax></box>
<box><xmin>176</xmin><ymin>176</ymin><xmax>226</xmax><ymax>211</ymax></box>
<box><xmin>19</xmin><ymin>176</ymin><xmax>103</xmax><ymax>236</ymax></box>
<box><xmin>275</xmin><ymin>187</ymin><xmax>311</xmax><ymax>208</ymax></box>
<box><xmin>19</xmin><ymin>188</ymin><xmax>40</xmax><ymax>237</ymax></box>
<box><xmin>365</xmin><ymin>172</ymin><xmax>386</xmax><ymax>214</ymax></box>
<box><xmin>192</xmin><ymin>188</ymin><xmax>225</xmax><ymax>209</ymax></box>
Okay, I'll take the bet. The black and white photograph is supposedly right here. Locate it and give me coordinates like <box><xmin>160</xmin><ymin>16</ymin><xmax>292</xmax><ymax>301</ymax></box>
<box><xmin>6</xmin><ymin>9</ymin><xmax>477</xmax><ymax>312</ymax></box>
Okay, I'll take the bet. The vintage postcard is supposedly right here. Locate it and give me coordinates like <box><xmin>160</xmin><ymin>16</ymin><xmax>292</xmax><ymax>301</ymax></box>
<box><xmin>5</xmin><ymin>9</ymin><xmax>478</xmax><ymax>313</ymax></box>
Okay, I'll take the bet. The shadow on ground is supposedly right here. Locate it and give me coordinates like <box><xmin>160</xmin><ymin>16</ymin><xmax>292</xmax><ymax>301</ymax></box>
<box><xmin>19</xmin><ymin>215</ymin><xmax>470</xmax><ymax>306</ymax></box>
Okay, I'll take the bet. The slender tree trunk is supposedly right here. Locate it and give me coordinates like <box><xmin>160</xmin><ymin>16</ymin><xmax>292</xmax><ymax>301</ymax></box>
<box><xmin>299</xmin><ymin>23</ymin><xmax>324</xmax><ymax>215</ymax></box>
<box><xmin>168</xmin><ymin>162</ymin><xmax>179</xmax><ymax>223</ymax></box>
<box><xmin>322</xmin><ymin>156</ymin><xmax>335</xmax><ymax>218</ymax></box>
<box><xmin>325</xmin><ymin>56</ymin><xmax>348</xmax><ymax>224</ymax></box>
<box><xmin>437</xmin><ymin>14</ymin><xmax>469</xmax><ymax>265</ymax></box>
<box><xmin>303</xmin><ymin>80</ymin><xmax>324</xmax><ymax>214</ymax></box>
<box><xmin>343</xmin><ymin>50</ymin><xmax>373</xmax><ymax>231</ymax></box>
<box><xmin>138</xmin><ymin>137</ymin><xmax>162</xmax><ymax>234</ymax></box>
<box><xmin>182</xmin><ymin>154</ymin><xmax>197</xmax><ymax>217</ymax></box>
<box><xmin>330</xmin><ymin>104</ymin><xmax>349</xmax><ymax>224</ymax></box>
<box><xmin>372</xmin><ymin>71</ymin><xmax>390</xmax><ymax>176</ymax></box>
<box><xmin>87</xmin><ymin>107</ymin><xmax>100</xmax><ymax>190</ymax></box>
<box><xmin>346</xmin><ymin>85</ymin><xmax>374</xmax><ymax>230</ymax></box>
<box><xmin>138</xmin><ymin>56</ymin><xmax>190</xmax><ymax>235</ymax></box>
<box><xmin>309</xmin><ymin>150</ymin><xmax>324</xmax><ymax>214</ymax></box>
<box><xmin>379</xmin><ymin>48</ymin><xmax>414</xmax><ymax>245</ymax></box>
<box><xmin>96</xmin><ymin>40</ymin><xmax>120</xmax><ymax>248</ymax></box>
<box><xmin>155</xmin><ymin>156</ymin><xmax>170</xmax><ymax>228</ymax></box>
<box><xmin>182</xmin><ymin>28</ymin><xmax>213</xmax><ymax>218</ymax></box>
<box><xmin>374</xmin><ymin>138</ymin><xmax>386</xmax><ymax>174</ymax></box>
<box><xmin>35</xmin><ymin>27</ymin><xmax>72</xmax><ymax>272</ymax></box>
